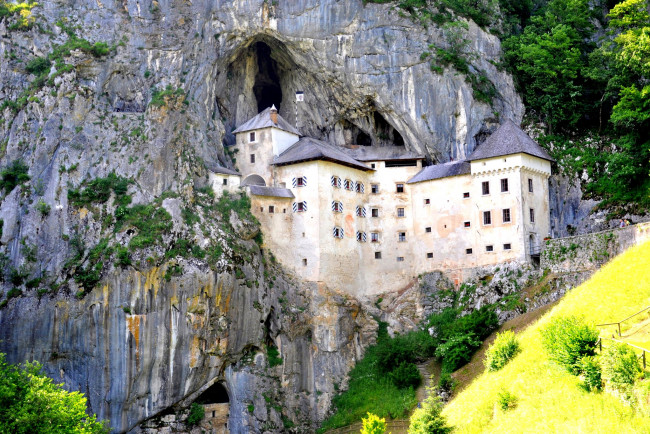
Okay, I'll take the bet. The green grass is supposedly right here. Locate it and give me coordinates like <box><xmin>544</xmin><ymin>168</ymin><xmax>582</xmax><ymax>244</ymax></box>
<box><xmin>443</xmin><ymin>240</ymin><xmax>650</xmax><ymax>433</ymax></box>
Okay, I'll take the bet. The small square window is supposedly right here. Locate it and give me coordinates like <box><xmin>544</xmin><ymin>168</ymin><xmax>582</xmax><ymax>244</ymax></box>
<box><xmin>223</xmin><ymin>178</ymin><xmax>228</xmax><ymax>185</ymax></box>
<box><xmin>371</xmin><ymin>184</ymin><xmax>379</xmax><ymax>194</ymax></box>
<box><xmin>396</xmin><ymin>183</ymin><xmax>404</xmax><ymax>193</ymax></box>
<box><xmin>424</xmin><ymin>198</ymin><xmax>430</xmax><ymax>205</ymax></box>
<box><xmin>425</xmin><ymin>227</ymin><xmax>432</xmax><ymax>233</ymax></box>
<box><xmin>371</xmin><ymin>163</ymin><xmax>376</xmax><ymax>169</ymax></box>
<box><xmin>371</xmin><ymin>208</ymin><xmax>379</xmax><ymax>218</ymax></box>
<box><xmin>249</xmin><ymin>132</ymin><xmax>256</xmax><ymax>142</ymax></box>
<box><xmin>483</xmin><ymin>211</ymin><xmax>492</xmax><ymax>225</ymax></box>
<box><xmin>296</xmin><ymin>202</ymin><xmax>305</xmax><ymax>212</ymax></box>
<box><xmin>250</xmin><ymin>154</ymin><xmax>255</xmax><ymax>163</ymax></box>
<box><xmin>530</xmin><ymin>208</ymin><xmax>535</xmax><ymax>223</ymax></box>
<box><xmin>501</xmin><ymin>178</ymin><xmax>509</xmax><ymax>192</ymax></box>
<box><xmin>397</xmin><ymin>256</ymin><xmax>405</xmax><ymax>262</ymax></box>
<box><xmin>482</xmin><ymin>181</ymin><xmax>490</xmax><ymax>195</ymax></box>
<box><xmin>302</xmin><ymin>258</ymin><xmax>307</xmax><ymax>266</ymax></box>
<box><xmin>375</xmin><ymin>252</ymin><xmax>382</xmax><ymax>259</ymax></box>
<box><xmin>464</xmin><ymin>221</ymin><xmax>471</xmax><ymax>228</ymax></box>
<box><xmin>528</xmin><ymin>178</ymin><xmax>533</xmax><ymax>193</ymax></box>
<box><xmin>269</xmin><ymin>206</ymin><xmax>274</xmax><ymax>213</ymax></box>
<box><xmin>397</xmin><ymin>207</ymin><xmax>405</xmax><ymax>217</ymax></box>
<box><xmin>398</xmin><ymin>232</ymin><xmax>406</xmax><ymax>242</ymax></box>
<box><xmin>427</xmin><ymin>252</ymin><xmax>433</xmax><ymax>259</ymax></box>
<box><xmin>466</xmin><ymin>248</ymin><xmax>473</xmax><ymax>255</ymax></box>
<box><xmin>463</xmin><ymin>192</ymin><xmax>470</xmax><ymax>198</ymax></box>
<box><xmin>296</xmin><ymin>177</ymin><xmax>305</xmax><ymax>187</ymax></box>
<box><xmin>502</xmin><ymin>208</ymin><xmax>511</xmax><ymax>223</ymax></box>
<box><xmin>486</xmin><ymin>245</ymin><xmax>494</xmax><ymax>252</ymax></box>
<box><xmin>260</xmin><ymin>207</ymin><xmax>263</xmax><ymax>212</ymax></box>
<box><xmin>504</xmin><ymin>243</ymin><xmax>512</xmax><ymax>250</ymax></box>
<box><xmin>371</xmin><ymin>232</ymin><xmax>379</xmax><ymax>242</ymax></box>
<box><xmin>283</xmin><ymin>209</ymin><xmax>286</xmax><ymax>213</ymax></box>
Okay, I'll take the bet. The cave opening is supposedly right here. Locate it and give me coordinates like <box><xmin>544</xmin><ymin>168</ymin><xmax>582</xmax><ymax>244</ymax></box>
<box><xmin>356</xmin><ymin>131</ymin><xmax>372</xmax><ymax>146</ymax></box>
<box><xmin>252</xmin><ymin>42</ymin><xmax>283</xmax><ymax>113</ymax></box>
<box><xmin>195</xmin><ymin>382</ymin><xmax>229</xmax><ymax>405</ymax></box>
<box><xmin>373</xmin><ymin>111</ymin><xmax>405</xmax><ymax>146</ymax></box>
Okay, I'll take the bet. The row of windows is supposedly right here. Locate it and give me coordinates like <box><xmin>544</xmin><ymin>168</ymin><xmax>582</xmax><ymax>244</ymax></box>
<box><xmin>331</xmin><ymin>176</ymin><xmax>365</xmax><ymax>193</ymax></box>
<box><xmin>481</xmin><ymin>178</ymin><xmax>535</xmax><ymax>195</ymax></box>
<box><xmin>369</xmin><ymin>245</ymin><xmax>513</xmax><ymax>261</ymax></box>
<box><xmin>483</xmin><ymin>208</ymin><xmax>535</xmax><ymax>225</ymax></box>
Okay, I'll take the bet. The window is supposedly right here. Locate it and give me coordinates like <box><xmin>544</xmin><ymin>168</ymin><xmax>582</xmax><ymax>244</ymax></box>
<box><xmin>530</xmin><ymin>208</ymin><xmax>535</xmax><ymax>223</ymax></box>
<box><xmin>302</xmin><ymin>258</ymin><xmax>307</xmax><ymax>266</ymax></box>
<box><xmin>375</xmin><ymin>252</ymin><xmax>382</xmax><ymax>259</ymax></box>
<box><xmin>501</xmin><ymin>178</ymin><xmax>509</xmax><ymax>192</ymax></box>
<box><xmin>486</xmin><ymin>245</ymin><xmax>494</xmax><ymax>252</ymax></box>
<box><xmin>332</xmin><ymin>201</ymin><xmax>343</xmax><ymax>213</ymax></box>
<box><xmin>371</xmin><ymin>163</ymin><xmax>376</xmax><ymax>169</ymax></box>
<box><xmin>463</xmin><ymin>192</ymin><xmax>470</xmax><ymax>198</ymax></box>
<box><xmin>398</xmin><ymin>232</ymin><xmax>406</xmax><ymax>242</ymax></box>
<box><xmin>466</xmin><ymin>248</ymin><xmax>473</xmax><ymax>254</ymax></box>
<box><xmin>483</xmin><ymin>211</ymin><xmax>492</xmax><ymax>225</ymax></box>
<box><xmin>424</xmin><ymin>198</ymin><xmax>430</xmax><ymax>205</ymax></box>
<box><xmin>464</xmin><ymin>221</ymin><xmax>471</xmax><ymax>228</ymax></box>
<box><xmin>223</xmin><ymin>178</ymin><xmax>228</xmax><ymax>185</ymax></box>
<box><xmin>269</xmin><ymin>206</ymin><xmax>274</xmax><ymax>213</ymax></box>
<box><xmin>355</xmin><ymin>182</ymin><xmax>365</xmax><ymax>193</ymax></box>
<box><xmin>427</xmin><ymin>252</ymin><xmax>434</xmax><ymax>259</ymax></box>
<box><xmin>260</xmin><ymin>207</ymin><xmax>263</xmax><ymax>212</ymax></box>
<box><xmin>332</xmin><ymin>227</ymin><xmax>344</xmax><ymax>238</ymax></box>
<box><xmin>331</xmin><ymin>175</ymin><xmax>341</xmax><ymax>188</ymax></box>
<box><xmin>425</xmin><ymin>227</ymin><xmax>432</xmax><ymax>233</ymax></box>
<box><xmin>356</xmin><ymin>231</ymin><xmax>367</xmax><ymax>242</ymax></box>
<box><xmin>283</xmin><ymin>209</ymin><xmax>286</xmax><ymax>213</ymax></box>
<box><xmin>371</xmin><ymin>208</ymin><xmax>379</xmax><ymax>218</ymax></box>
<box><xmin>482</xmin><ymin>181</ymin><xmax>490</xmax><ymax>195</ymax></box>
<box><xmin>293</xmin><ymin>176</ymin><xmax>307</xmax><ymax>187</ymax></box>
<box><xmin>343</xmin><ymin>179</ymin><xmax>353</xmax><ymax>190</ymax></box>
<box><xmin>502</xmin><ymin>208</ymin><xmax>511</xmax><ymax>223</ymax></box>
<box><xmin>397</xmin><ymin>207</ymin><xmax>405</xmax><ymax>217</ymax></box>
<box><xmin>293</xmin><ymin>201</ymin><xmax>307</xmax><ymax>212</ymax></box>
<box><xmin>371</xmin><ymin>184</ymin><xmax>379</xmax><ymax>194</ymax></box>
<box><xmin>249</xmin><ymin>132</ymin><xmax>256</xmax><ymax>142</ymax></box>
<box><xmin>371</xmin><ymin>232</ymin><xmax>379</xmax><ymax>243</ymax></box>
<box><xmin>356</xmin><ymin>206</ymin><xmax>366</xmax><ymax>217</ymax></box>
<box><xmin>528</xmin><ymin>178</ymin><xmax>533</xmax><ymax>193</ymax></box>
<box><xmin>250</xmin><ymin>154</ymin><xmax>255</xmax><ymax>163</ymax></box>
<box><xmin>396</xmin><ymin>183</ymin><xmax>404</xmax><ymax>193</ymax></box>
<box><xmin>397</xmin><ymin>256</ymin><xmax>405</xmax><ymax>262</ymax></box>
<box><xmin>504</xmin><ymin>243</ymin><xmax>512</xmax><ymax>250</ymax></box>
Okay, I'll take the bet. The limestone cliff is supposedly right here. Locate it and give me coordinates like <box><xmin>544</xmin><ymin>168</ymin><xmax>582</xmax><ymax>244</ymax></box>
<box><xmin>0</xmin><ymin>1</ymin><xmax>525</xmax><ymax>432</ymax></box>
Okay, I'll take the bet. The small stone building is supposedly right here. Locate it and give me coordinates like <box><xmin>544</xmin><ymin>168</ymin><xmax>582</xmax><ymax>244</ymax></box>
<box><xmin>195</xmin><ymin>382</ymin><xmax>230</xmax><ymax>434</ymax></box>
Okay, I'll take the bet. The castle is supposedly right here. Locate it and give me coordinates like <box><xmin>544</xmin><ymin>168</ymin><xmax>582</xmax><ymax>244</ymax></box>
<box><xmin>210</xmin><ymin>106</ymin><xmax>553</xmax><ymax>295</ymax></box>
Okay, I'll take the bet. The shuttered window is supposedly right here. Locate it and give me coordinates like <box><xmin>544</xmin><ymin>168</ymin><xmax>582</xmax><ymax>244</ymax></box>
<box><xmin>355</xmin><ymin>182</ymin><xmax>365</xmax><ymax>193</ymax></box>
<box><xmin>331</xmin><ymin>176</ymin><xmax>341</xmax><ymax>188</ymax></box>
<box><xmin>356</xmin><ymin>206</ymin><xmax>367</xmax><ymax>217</ymax></box>
<box><xmin>332</xmin><ymin>227</ymin><xmax>344</xmax><ymax>238</ymax></box>
<box><xmin>344</xmin><ymin>179</ymin><xmax>353</xmax><ymax>191</ymax></box>
<box><xmin>332</xmin><ymin>201</ymin><xmax>343</xmax><ymax>213</ymax></box>
<box><xmin>356</xmin><ymin>231</ymin><xmax>367</xmax><ymax>242</ymax></box>
<box><xmin>292</xmin><ymin>176</ymin><xmax>307</xmax><ymax>187</ymax></box>
<box><xmin>292</xmin><ymin>201</ymin><xmax>308</xmax><ymax>212</ymax></box>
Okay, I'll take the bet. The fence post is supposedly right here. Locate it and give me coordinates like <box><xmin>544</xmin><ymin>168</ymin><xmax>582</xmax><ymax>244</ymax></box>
<box><xmin>599</xmin><ymin>339</ymin><xmax>602</xmax><ymax>352</ymax></box>
<box><xmin>644</xmin><ymin>351</ymin><xmax>646</xmax><ymax>369</ymax></box>
<box><xmin>618</xmin><ymin>323</ymin><xmax>621</xmax><ymax>337</ymax></box>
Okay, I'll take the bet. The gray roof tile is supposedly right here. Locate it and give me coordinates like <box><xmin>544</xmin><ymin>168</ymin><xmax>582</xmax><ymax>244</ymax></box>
<box><xmin>272</xmin><ymin>137</ymin><xmax>372</xmax><ymax>171</ymax></box>
<box><xmin>248</xmin><ymin>185</ymin><xmax>295</xmax><ymax>198</ymax></box>
<box><xmin>343</xmin><ymin>146</ymin><xmax>424</xmax><ymax>162</ymax></box>
<box><xmin>232</xmin><ymin>107</ymin><xmax>300</xmax><ymax>136</ymax></box>
<box><xmin>467</xmin><ymin>119</ymin><xmax>554</xmax><ymax>162</ymax></box>
<box><xmin>204</xmin><ymin>161</ymin><xmax>241</xmax><ymax>176</ymax></box>
<box><xmin>407</xmin><ymin>161</ymin><xmax>471</xmax><ymax>183</ymax></box>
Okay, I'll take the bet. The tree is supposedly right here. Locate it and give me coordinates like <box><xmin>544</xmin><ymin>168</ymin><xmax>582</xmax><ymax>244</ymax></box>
<box><xmin>0</xmin><ymin>353</ymin><xmax>107</xmax><ymax>433</ymax></box>
<box><xmin>361</xmin><ymin>412</ymin><xmax>388</xmax><ymax>434</ymax></box>
<box><xmin>408</xmin><ymin>381</ymin><xmax>452</xmax><ymax>434</ymax></box>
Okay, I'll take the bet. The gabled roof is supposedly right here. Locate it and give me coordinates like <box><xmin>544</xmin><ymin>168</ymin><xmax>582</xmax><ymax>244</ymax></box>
<box><xmin>467</xmin><ymin>119</ymin><xmax>554</xmax><ymax>162</ymax></box>
<box><xmin>407</xmin><ymin>160</ymin><xmax>471</xmax><ymax>184</ymax></box>
<box><xmin>343</xmin><ymin>146</ymin><xmax>424</xmax><ymax>162</ymax></box>
<box><xmin>248</xmin><ymin>185</ymin><xmax>295</xmax><ymax>198</ymax></box>
<box><xmin>232</xmin><ymin>106</ymin><xmax>300</xmax><ymax>136</ymax></box>
<box><xmin>204</xmin><ymin>161</ymin><xmax>241</xmax><ymax>176</ymax></box>
<box><xmin>272</xmin><ymin>137</ymin><xmax>373</xmax><ymax>171</ymax></box>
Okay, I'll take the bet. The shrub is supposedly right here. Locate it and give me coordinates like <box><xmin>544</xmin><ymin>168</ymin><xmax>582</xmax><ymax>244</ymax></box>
<box><xmin>25</xmin><ymin>57</ymin><xmax>51</xmax><ymax>75</ymax></box>
<box><xmin>540</xmin><ymin>316</ymin><xmax>598</xmax><ymax>374</ymax></box>
<box><xmin>389</xmin><ymin>361</ymin><xmax>421</xmax><ymax>389</ymax></box>
<box><xmin>484</xmin><ymin>330</ymin><xmax>521</xmax><ymax>372</ymax></box>
<box><xmin>36</xmin><ymin>199</ymin><xmax>51</xmax><ymax>216</ymax></box>
<box><xmin>408</xmin><ymin>386</ymin><xmax>452</xmax><ymax>434</ymax></box>
<box><xmin>601</xmin><ymin>342</ymin><xmax>641</xmax><ymax>389</ymax></box>
<box><xmin>361</xmin><ymin>412</ymin><xmax>387</xmax><ymax>434</ymax></box>
<box><xmin>186</xmin><ymin>402</ymin><xmax>204</xmax><ymax>426</ymax></box>
<box><xmin>438</xmin><ymin>371</ymin><xmax>457</xmax><ymax>393</ymax></box>
<box><xmin>435</xmin><ymin>333</ymin><xmax>481</xmax><ymax>373</ymax></box>
<box><xmin>267</xmin><ymin>344</ymin><xmax>282</xmax><ymax>367</ymax></box>
<box><xmin>497</xmin><ymin>389</ymin><xmax>518</xmax><ymax>411</ymax></box>
<box><xmin>580</xmin><ymin>355</ymin><xmax>602</xmax><ymax>392</ymax></box>
<box><xmin>0</xmin><ymin>160</ymin><xmax>30</xmax><ymax>193</ymax></box>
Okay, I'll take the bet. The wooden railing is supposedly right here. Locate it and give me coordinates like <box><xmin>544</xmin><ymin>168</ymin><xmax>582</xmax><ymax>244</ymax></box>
<box><xmin>596</xmin><ymin>306</ymin><xmax>650</xmax><ymax>337</ymax></box>
<box><xmin>597</xmin><ymin>337</ymin><xmax>648</xmax><ymax>369</ymax></box>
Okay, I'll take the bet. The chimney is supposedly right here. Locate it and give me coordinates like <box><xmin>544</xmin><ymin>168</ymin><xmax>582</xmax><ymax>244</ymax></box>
<box><xmin>270</xmin><ymin>104</ymin><xmax>278</xmax><ymax>124</ymax></box>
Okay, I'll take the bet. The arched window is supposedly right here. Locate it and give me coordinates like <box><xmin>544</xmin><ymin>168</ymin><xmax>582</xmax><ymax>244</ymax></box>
<box><xmin>331</xmin><ymin>176</ymin><xmax>341</xmax><ymax>188</ymax></box>
<box><xmin>344</xmin><ymin>179</ymin><xmax>353</xmax><ymax>191</ymax></box>
<box><xmin>355</xmin><ymin>182</ymin><xmax>365</xmax><ymax>193</ymax></box>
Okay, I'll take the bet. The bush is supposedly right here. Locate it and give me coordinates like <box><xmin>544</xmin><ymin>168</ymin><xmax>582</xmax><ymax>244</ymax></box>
<box><xmin>186</xmin><ymin>402</ymin><xmax>204</xmax><ymax>426</ymax></box>
<box><xmin>484</xmin><ymin>330</ymin><xmax>521</xmax><ymax>372</ymax></box>
<box><xmin>0</xmin><ymin>160</ymin><xmax>30</xmax><ymax>194</ymax></box>
<box><xmin>25</xmin><ymin>57</ymin><xmax>51</xmax><ymax>75</ymax></box>
<box><xmin>438</xmin><ymin>371</ymin><xmax>457</xmax><ymax>393</ymax></box>
<box><xmin>266</xmin><ymin>344</ymin><xmax>282</xmax><ymax>367</ymax></box>
<box><xmin>36</xmin><ymin>199</ymin><xmax>51</xmax><ymax>216</ymax></box>
<box><xmin>580</xmin><ymin>355</ymin><xmax>602</xmax><ymax>392</ymax></box>
<box><xmin>436</xmin><ymin>333</ymin><xmax>481</xmax><ymax>373</ymax></box>
<box><xmin>497</xmin><ymin>389</ymin><xmax>518</xmax><ymax>411</ymax></box>
<box><xmin>408</xmin><ymin>385</ymin><xmax>452</xmax><ymax>434</ymax></box>
<box><xmin>389</xmin><ymin>361</ymin><xmax>421</xmax><ymax>389</ymax></box>
<box><xmin>361</xmin><ymin>412</ymin><xmax>387</xmax><ymax>434</ymax></box>
<box><xmin>540</xmin><ymin>316</ymin><xmax>598</xmax><ymax>374</ymax></box>
<box><xmin>601</xmin><ymin>342</ymin><xmax>642</xmax><ymax>389</ymax></box>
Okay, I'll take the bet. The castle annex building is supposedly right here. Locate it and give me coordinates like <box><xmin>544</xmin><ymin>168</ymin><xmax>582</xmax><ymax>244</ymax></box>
<box><xmin>212</xmin><ymin>107</ymin><xmax>553</xmax><ymax>295</ymax></box>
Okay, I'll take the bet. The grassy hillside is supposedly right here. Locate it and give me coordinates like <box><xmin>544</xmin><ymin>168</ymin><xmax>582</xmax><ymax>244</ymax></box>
<box><xmin>443</xmin><ymin>240</ymin><xmax>650</xmax><ymax>433</ymax></box>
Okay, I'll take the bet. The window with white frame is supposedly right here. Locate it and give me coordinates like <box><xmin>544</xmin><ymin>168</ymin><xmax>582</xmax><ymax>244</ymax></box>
<box><xmin>371</xmin><ymin>184</ymin><xmax>379</xmax><ymax>194</ymax></box>
<box><xmin>464</xmin><ymin>221</ymin><xmax>471</xmax><ymax>228</ymax></box>
<box><xmin>396</xmin><ymin>183</ymin><xmax>404</xmax><ymax>193</ymax></box>
<box><xmin>427</xmin><ymin>252</ymin><xmax>434</xmax><ymax>258</ymax></box>
<box><xmin>332</xmin><ymin>227</ymin><xmax>344</xmax><ymax>238</ymax></box>
<box><xmin>466</xmin><ymin>248</ymin><xmax>473</xmax><ymax>254</ymax></box>
<box><xmin>249</xmin><ymin>132</ymin><xmax>256</xmax><ymax>142</ymax></box>
<box><xmin>331</xmin><ymin>175</ymin><xmax>342</xmax><ymax>188</ymax></box>
<box><xmin>425</xmin><ymin>227</ymin><xmax>432</xmax><ymax>233</ymax></box>
<box><xmin>223</xmin><ymin>178</ymin><xmax>228</xmax><ymax>186</ymax></box>
<box><xmin>292</xmin><ymin>176</ymin><xmax>307</xmax><ymax>187</ymax></box>
<box><xmin>502</xmin><ymin>208</ymin><xmax>511</xmax><ymax>223</ymax></box>
<box><xmin>371</xmin><ymin>208</ymin><xmax>379</xmax><ymax>218</ymax></box>
<box><xmin>344</xmin><ymin>179</ymin><xmax>353</xmax><ymax>190</ymax></box>
<box><xmin>356</xmin><ymin>231</ymin><xmax>367</xmax><ymax>242</ymax></box>
<box><xmin>530</xmin><ymin>208</ymin><xmax>535</xmax><ymax>223</ymax></box>
<box><xmin>332</xmin><ymin>201</ymin><xmax>343</xmax><ymax>213</ymax></box>
<box><xmin>486</xmin><ymin>245</ymin><xmax>494</xmax><ymax>252</ymax></box>
<box><xmin>375</xmin><ymin>251</ymin><xmax>382</xmax><ymax>259</ymax></box>
<box><xmin>483</xmin><ymin>211</ymin><xmax>492</xmax><ymax>225</ymax></box>
<box><xmin>528</xmin><ymin>178</ymin><xmax>533</xmax><ymax>193</ymax></box>
<box><xmin>463</xmin><ymin>192</ymin><xmax>470</xmax><ymax>198</ymax></box>
<box><xmin>355</xmin><ymin>182</ymin><xmax>365</xmax><ymax>193</ymax></box>
<box><xmin>250</xmin><ymin>154</ymin><xmax>255</xmax><ymax>163</ymax></box>
<box><xmin>293</xmin><ymin>201</ymin><xmax>307</xmax><ymax>213</ymax></box>
<box><xmin>501</xmin><ymin>178</ymin><xmax>509</xmax><ymax>192</ymax></box>
<box><xmin>371</xmin><ymin>232</ymin><xmax>379</xmax><ymax>243</ymax></box>
<box><xmin>504</xmin><ymin>243</ymin><xmax>512</xmax><ymax>250</ymax></box>
<box><xmin>397</xmin><ymin>207</ymin><xmax>405</xmax><ymax>217</ymax></box>
<box><xmin>356</xmin><ymin>206</ymin><xmax>366</xmax><ymax>217</ymax></box>
<box><xmin>398</xmin><ymin>232</ymin><xmax>406</xmax><ymax>242</ymax></box>
<box><xmin>482</xmin><ymin>181</ymin><xmax>490</xmax><ymax>195</ymax></box>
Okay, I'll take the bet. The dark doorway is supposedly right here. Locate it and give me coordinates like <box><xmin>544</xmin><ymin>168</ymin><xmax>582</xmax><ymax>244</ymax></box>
<box><xmin>253</xmin><ymin>42</ymin><xmax>283</xmax><ymax>112</ymax></box>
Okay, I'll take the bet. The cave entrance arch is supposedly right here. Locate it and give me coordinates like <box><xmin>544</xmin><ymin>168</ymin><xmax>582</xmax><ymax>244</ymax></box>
<box><xmin>252</xmin><ymin>41</ymin><xmax>283</xmax><ymax>112</ymax></box>
<box><xmin>195</xmin><ymin>382</ymin><xmax>230</xmax><ymax>430</ymax></box>
<box><xmin>242</xmin><ymin>174</ymin><xmax>266</xmax><ymax>186</ymax></box>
